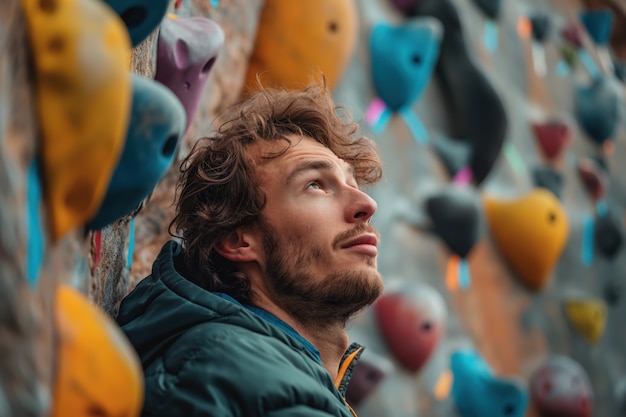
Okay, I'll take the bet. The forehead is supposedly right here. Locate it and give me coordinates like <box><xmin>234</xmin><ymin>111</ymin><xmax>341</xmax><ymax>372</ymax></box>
<box><xmin>251</xmin><ymin>135</ymin><xmax>353</xmax><ymax>181</ymax></box>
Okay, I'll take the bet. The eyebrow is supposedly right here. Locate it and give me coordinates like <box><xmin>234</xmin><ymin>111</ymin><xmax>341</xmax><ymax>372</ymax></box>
<box><xmin>285</xmin><ymin>159</ymin><xmax>356</xmax><ymax>186</ymax></box>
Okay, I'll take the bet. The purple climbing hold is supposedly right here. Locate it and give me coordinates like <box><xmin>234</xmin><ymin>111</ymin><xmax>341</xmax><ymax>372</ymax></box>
<box><xmin>345</xmin><ymin>358</ymin><xmax>387</xmax><ymax>407</ymax></box>
<box><xmin>156</xmin><ymin>16</ymin><xmax>225</xmax><ymax>134</ymax></box>
<box><xmin>561</xmin><ymin>22</ymin><xmax>584</xmax><ymax>49</ymax></box>
<box><xmin>389</xmin><ymin>0</ymin><xmax>422</xmax><ymax>15</ymax></box>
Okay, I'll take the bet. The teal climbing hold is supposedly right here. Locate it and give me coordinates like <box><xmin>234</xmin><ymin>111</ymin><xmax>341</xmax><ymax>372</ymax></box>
<box><xmin>451</xmin><ymin>349</ymin><xmax>529</xmax><ymax>417</ymax></box>
<box><xmin>579</xmin><ymin>9</ymin><xmax>613</xmax><ymax>45</ymax></box>
<box><xmin>87</xmin><ymin>74</ymin><xmax>186</xmax><ymax>230</ymax></box>
<box><xmin>101</xmin><ymin>0</ymin><xmax>170</xmax><ymax>46</ymax></box>
<box><xmin>370</xmin><ymin>18</ymin><xmax>442</xmax><ymax>112</ymax></box>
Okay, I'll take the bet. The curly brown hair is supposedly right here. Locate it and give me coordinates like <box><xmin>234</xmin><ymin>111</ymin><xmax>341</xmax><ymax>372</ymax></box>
<box><xmin>170</xmin><ymin>82</ymin><xmax>383</xmax><ymax>303</ymax></box>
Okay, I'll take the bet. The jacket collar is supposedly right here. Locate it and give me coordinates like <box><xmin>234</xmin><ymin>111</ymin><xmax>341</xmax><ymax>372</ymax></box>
<box><xmin>334</xmin><ymin>343</ymin><xmax>364</xmax><ymax>396</ymax></box>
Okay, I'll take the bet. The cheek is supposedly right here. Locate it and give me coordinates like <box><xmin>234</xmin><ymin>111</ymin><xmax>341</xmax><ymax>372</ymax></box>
<box><xmin>281</xmin><ymin>218</ymin><xmax>319</xmax><ymax>242</ymax></box>
<box><xmin>265</xmin><ymin>200</ymin><xmax>337</xmax><ymax>246</ymax></box>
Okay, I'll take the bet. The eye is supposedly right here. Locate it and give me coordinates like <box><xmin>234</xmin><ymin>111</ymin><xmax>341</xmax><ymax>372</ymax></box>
<box><xmin>306</xmin><ymin>180</ymin><xmax>323</xmax><ymax>190</ymax></box>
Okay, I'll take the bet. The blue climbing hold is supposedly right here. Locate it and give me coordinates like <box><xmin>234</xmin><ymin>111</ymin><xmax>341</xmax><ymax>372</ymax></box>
<box><xmin>471</xmin><ymin>0</ymin><xmax>502</xmax><ymax>20</ymax></box>
<box><xmin>370</xmin><ymin>18</ymin><xmax>442</xmax><ymax>112</ymax></box>
<box><xmin>574</xmin><ymin>76</ymin><xmax>619</xmax><ymax>145</ymax></box>
<box><xmin>87</xmin><ymin>74</ymin><xmax>186</xmax><ymax>230</ymax></box>
<box><xmin>579</xmin><ymin>9</ymin><xmax>614</xmax><ymax>45</ymax></box>
<box><xmin>101</xmin><ymin>0</ymin><xmax>170</xmax><ymax>46</ymax></box>
<box><xmin>451</xmin><ymin>349</ymin><xmax>529</xmax><ymax>417</ymax></box>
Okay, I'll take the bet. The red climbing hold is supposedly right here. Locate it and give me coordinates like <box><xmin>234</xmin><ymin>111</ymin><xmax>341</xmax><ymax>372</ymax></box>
<box><xmin>374</xmin><ymin>283</ymin><xmax>446</xmax><ymax>373</ymax></box>
<box><xmin>532</xmin><ymin>120</ymin><xmax>571</xmax><ymax>161</ymax></box>
<box><xmin>577</xmin><ymin>157</ymin><xmax>608</xmax><ymax>201</ymax></box>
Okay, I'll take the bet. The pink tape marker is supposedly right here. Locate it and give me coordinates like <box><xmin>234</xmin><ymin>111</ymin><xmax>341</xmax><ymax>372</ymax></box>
<box><xmin>453</xmin><ymin>166</ymin><xmax>473</xmax><ymax>186</ymax></box>
<box><xmin>365</xmin><ymin>97</ymin><xmax>387</xmax><ymax>126</ymax></box>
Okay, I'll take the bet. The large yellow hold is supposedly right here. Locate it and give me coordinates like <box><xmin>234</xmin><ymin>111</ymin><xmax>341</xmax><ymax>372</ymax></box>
<box><xmin>244</xmin><ymin>0</ymin><xmax>358</xmax><ymax>94</ymax></box>
<box><xmin>52</xmin><ymin>285</ymin><xmax>143</xmax><ymax>417</ymax></box>
<box><xmin>21</xmin><ymin>0</ymin><xmax>132</xmax><ymax>240</ymax></box>
<box><xmin>564</xmin><ymin>298</ymin><xmax>607</xmax><ymax>343</ymax></box>
<box><xmin>484</xmin><ymin>189</ymin><xmax>569</xmax><ymax>291</ymax></box>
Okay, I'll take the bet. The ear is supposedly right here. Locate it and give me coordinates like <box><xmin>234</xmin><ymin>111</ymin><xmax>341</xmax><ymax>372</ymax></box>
<box><xmin>214</xmin><ymin>227</ymin><xmax>259</xmax><ymax>263</ymax></box>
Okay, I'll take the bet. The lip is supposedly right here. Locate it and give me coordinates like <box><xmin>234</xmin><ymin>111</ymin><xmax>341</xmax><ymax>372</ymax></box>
<box><xmin>340</xmin><ymin>234</ymin><xmax>379</xmax><ymax>256</ymax></box>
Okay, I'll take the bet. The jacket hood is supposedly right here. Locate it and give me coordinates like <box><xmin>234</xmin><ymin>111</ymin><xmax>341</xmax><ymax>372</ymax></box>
<box><xmin>116</xmin><ymin>240</ymin><xmax>307</xmax><ymax>367</ymax></box>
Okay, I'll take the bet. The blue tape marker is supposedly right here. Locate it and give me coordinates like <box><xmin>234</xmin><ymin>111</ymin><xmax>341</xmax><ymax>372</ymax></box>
<box><xmin>596</xmin><ymin>199</ymin><xmax>608</xmax><ymax>218</ymax></box>
<box><xmin>126</xmin><ymin>217</ymin><xmax>135</xmax><ymax>271</ymax></box>
<box><xmin>400</xmin><ymin>108</ymin><xmax>428</xmax><ymax>145</ymax></box>
<box><xmin>581</xmin><ymin>213</ymin><xmax>595</xmax><ymax>266</ymax></box>
<box><xmin>503</xmin><ymin>142</ymin><xmax>526</xmax><ymax>176</ymax></box>
<box><xmin>483</xmin><ymin>20</ymin><xmax>499</xmax><ymax>53</ymax></box>
<box><xmin>555</xmin><ymin>60</ymin><xmax>571</xmax><ymax>77</ymax></box>
<box><xmin>578</xmin><ymin>49</ymin><xmax>601</xmax><ymax>80</ymax></box>
<box><xmin>26</xmin><ymin>160</ymin><xmax>44</xmax><ymax>288</ymax></box>
<box><xmin>458</xmin><ymin>258</ymin><xmax>471</xmax><ymax>289</ymax></box>
<box><xmin>210</xmin><ymin>0</ymin><xmax>218</xmax><ymax>7</ymax></box>
<box><xmin>371</xmin><ymin>107</ymin><xmax>393</xmax><ymax>134</ymax></box>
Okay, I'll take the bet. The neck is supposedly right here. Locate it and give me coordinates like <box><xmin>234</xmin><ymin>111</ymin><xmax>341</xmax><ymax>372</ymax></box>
<box><xmin>254</xmin><ymin>300</ymin><xmax>350</xmax><ymax>379</ymax></box>
<box><xmin>300</xmin><ymin>321</ymin><xmax>350</xmax><ymax>380</ymax></box>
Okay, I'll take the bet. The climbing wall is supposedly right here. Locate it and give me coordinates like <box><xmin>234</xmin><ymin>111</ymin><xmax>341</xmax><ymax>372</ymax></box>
<box><xmin>1</xmin><ymin>0</ymin><xmax>625</xmax><ymax>416</ymax></box>
<box><xmin>336</xmin><ymin>0</ymin><xmax>626</xmax><ymax>416</ymax></box>
<box><xmin>93</xmin><ymin>0</ymin><xmax>264</xmax><ymax>317</ymax></box>
<box><xmin>0</xmin><ymin>0</ymin><xmax>261</xmax><ymax>415</ymax></box>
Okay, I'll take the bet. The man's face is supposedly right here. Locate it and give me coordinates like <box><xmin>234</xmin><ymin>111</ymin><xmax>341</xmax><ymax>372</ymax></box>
<box><xmin>251</xmin><ymin>135</ymin><xmax>384</xmax><ymax>326</ymax></box>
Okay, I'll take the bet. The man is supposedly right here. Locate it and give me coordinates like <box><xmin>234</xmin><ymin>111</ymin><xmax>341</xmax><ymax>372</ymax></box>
<box><xmin>116</xmin><ymin>82</ymin><xmax>384</xmax><ymax>416</ymax></box>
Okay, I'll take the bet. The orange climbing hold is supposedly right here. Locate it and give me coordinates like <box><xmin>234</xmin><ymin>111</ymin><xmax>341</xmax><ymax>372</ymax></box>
<box><xmin>21</xmin><ymin>0</ymin><xmax>132</xmax><ymax>239</ymax></box>
<box><xmin>243</xmin><ymin>0</ymin><xmax>358</xmax><ymax>94</ymax></box>
<box><xmin>52</xmin><ymin>284</ymin><xmax>143</xmax><ymax>417</ymax></box>
<box><xmin>564</xmin><ymin>298</ymin><xmax>607</xmax><ymax>343</ymax></box>
<box><xmin>484</xmin><ymin>189</ymin><xmax>569</xmax><ymax>291</ymax></box>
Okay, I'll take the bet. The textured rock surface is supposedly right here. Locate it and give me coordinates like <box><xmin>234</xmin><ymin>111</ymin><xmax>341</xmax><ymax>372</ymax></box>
<box><xmin>129</xmin><ymin>0</ymin><xmax>265</xmax><ymax>290</ymax></box>
<box><xmin>0</xmin><ymin>2</ymin><xmax>54</xmax><ymax>416</ymax></box>
<box><xmin>88</xmin><ymin>29</ymin><xmax>159</xmax><ymax>317</ymax></box>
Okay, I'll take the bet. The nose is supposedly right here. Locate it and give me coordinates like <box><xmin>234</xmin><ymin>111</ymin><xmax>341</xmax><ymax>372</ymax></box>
<box><xmin>346</xmin><ymin>187</ymin><xmax>378</xmax><ymax>223</ymax></box>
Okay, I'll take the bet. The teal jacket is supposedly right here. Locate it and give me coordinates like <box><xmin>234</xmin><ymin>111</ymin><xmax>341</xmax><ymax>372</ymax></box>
<box><xmin>117</xmin><ymin>241</ymin><xmax>362</xmax><ymax>417</ymax></box>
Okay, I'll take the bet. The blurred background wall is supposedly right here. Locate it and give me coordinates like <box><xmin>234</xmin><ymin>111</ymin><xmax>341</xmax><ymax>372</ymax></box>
<box><xmin>1</xmin><ymin>0</ymin><xmax>624</xmax><ymax>416</ymax></box>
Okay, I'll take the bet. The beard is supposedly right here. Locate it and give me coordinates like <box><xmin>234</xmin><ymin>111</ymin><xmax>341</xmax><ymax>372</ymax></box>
<box><xmin>259</xmin><ymin>222</ymin><xmax>384</xmax><ymax>328</ymax></box>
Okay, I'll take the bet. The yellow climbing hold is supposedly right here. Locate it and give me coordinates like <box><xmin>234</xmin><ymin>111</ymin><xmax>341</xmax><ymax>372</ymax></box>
<box><xmin>243</xmin><ymin>0</ymin><xmax>358</xmax><ymax>94</ymax></box>
<box><xmin>564</xmin><ymin>298</ymin><xmax>607</xmax><ymax>343</ymax></box>
<box><xmin>484</xmin><ymin>188</ymin><xmax>569</xmax><ymax>291</ymax></box>
<box><xmin>52</xmin><ymin>284</ymin><xmax>143</xmax><ymax>417</ymax></box>
<box><xmin>21</xmin><ymin>0</ymin><xmax>132</xmax><ymax>239</ymax></box>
